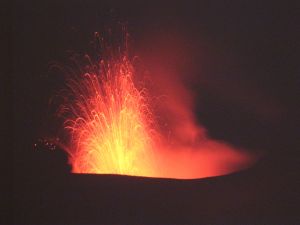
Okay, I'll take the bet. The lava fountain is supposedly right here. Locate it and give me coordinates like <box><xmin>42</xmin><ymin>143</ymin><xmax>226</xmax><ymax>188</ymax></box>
<box><xmin>55</xmin><ymin>31</ymin><xmax>255</xmax><ymax>179</ymax></box>
<box><xmin>60</xmin><ymin>55</ymin><xmax>159</xmax><ymax>177</ymax></box>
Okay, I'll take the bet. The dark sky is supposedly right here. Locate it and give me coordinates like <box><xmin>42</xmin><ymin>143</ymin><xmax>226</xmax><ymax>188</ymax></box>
<box><xmin>11</xmin><ymin>1</ymin><xmax>299</xmax><ymax>224</ymax></box>
<box><xmin>13</xmin><ymin>0</ymin><xmax>299</xmax><ymax>158</ymax></box>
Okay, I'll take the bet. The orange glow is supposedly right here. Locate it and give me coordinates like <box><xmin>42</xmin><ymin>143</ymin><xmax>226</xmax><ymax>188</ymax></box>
<box><xmin>58</xmin><ymin>33</ymin><xmax>255</xmax><ymax>179</ymax></box>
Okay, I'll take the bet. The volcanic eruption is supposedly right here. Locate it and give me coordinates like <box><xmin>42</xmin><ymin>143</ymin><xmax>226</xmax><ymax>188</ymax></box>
<box><xmin>54</xmin><ymin>30</ymin><xmax>255</xmax><ymax>179</ymax></box>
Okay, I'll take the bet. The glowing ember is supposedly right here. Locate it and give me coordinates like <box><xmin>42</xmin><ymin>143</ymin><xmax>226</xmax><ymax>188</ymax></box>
<box><xmin>55</xmin><ymin>31</ymin><xmax>255</xmax><ymax>179</ymax></box>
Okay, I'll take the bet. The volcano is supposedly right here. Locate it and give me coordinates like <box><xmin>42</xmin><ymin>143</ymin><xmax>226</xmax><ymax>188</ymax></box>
<box><xmin>11</xmin><ymin>1</ymin><xmax>299</xmax><ymax>225</ymax></box>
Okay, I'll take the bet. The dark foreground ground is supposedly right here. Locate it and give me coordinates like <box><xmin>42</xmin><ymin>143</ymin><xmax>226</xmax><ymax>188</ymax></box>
<box><xmin>13</xmin><ymin>150</ymin><xmax>299</xmax><ymax>225</ymax></box>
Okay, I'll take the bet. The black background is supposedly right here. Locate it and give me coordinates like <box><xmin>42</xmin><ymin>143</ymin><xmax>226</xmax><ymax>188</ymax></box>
<box><xmin>10</xmin><ymin>1</ymin><xmax>299</xmax><ymax>224</ymax></box>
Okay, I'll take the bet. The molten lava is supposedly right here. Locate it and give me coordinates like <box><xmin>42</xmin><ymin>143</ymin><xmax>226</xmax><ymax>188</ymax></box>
<box><xmin>63</xmin><ymin>56</ymin><xmax>159</xmax><ymax>176</ymax></box>
<box><xmin>57</xmin><ymin>32</ymin><xmax>254</xmax><ymax>179</ymax></box>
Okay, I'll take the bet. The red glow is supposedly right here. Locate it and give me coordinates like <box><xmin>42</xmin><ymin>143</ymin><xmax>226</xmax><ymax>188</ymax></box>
<box><xmin>57</xmin><ymin>32</ymin><xmax>255</xmax><ymax>179</ymax></box>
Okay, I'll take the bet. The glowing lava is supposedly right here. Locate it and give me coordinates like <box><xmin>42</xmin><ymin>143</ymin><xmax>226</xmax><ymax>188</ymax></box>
<box><xmin>62</xmin><ymin>55</ymin><xmax>159</xmax><ymax>177</ymax></box>
<box><xmin>56</xmin><ymin>32</ymin><xmax>255</xmax><ymax>179</ymax></box>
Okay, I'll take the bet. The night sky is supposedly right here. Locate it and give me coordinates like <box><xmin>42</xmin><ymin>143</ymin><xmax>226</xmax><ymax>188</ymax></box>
<box><xmin>10</xmin><ymin>1</ymin><xmax>300</xmax><ymax>224</ymax></box>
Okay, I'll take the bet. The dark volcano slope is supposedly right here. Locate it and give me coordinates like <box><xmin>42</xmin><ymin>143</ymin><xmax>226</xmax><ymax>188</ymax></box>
<box><xmin>13</xmin><ymin>152</ymin><xmax>298</xmax><ymax>225</ymax></box>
